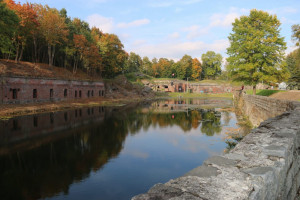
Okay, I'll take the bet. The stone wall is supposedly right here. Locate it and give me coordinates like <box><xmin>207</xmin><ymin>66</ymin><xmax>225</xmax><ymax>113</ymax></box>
<box><xmin>236</xmin><ymin>91</ymin><xmax>300</xmax><ymax>127</ymax></box>
<box><xmin>132</xmin><ymin>94</ymin><xmax>300</xmax><ymax>200</ymax></box>
<box><xmin>0</xmin><ymin>76</ymin><xmax>105</xmax><ymax>104</ymax></box>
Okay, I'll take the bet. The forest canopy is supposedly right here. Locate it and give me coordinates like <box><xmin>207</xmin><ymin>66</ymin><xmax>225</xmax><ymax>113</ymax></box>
<box><xmin>0</xmin><ymin>1</ymin><xmax>296</xmax><ymax>84</ymax></box>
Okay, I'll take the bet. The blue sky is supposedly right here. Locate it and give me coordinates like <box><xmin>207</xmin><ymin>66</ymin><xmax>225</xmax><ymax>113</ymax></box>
<box><xmin>19</xmin><ymin>0</ymin><xmax>300</xmax><ymax>61</ymax></box>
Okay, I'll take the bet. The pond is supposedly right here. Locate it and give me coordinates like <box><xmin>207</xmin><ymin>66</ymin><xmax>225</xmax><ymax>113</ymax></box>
<box><xmin>0</xmin><ymin>98</ymin><xmax>247</xmax><ymax>200</ymax></box>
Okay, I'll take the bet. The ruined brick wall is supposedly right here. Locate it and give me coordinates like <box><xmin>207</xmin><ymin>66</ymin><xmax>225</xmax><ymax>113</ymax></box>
<box><xmin>154</xmin><ymin>81</ymin><xmax>233</xmax><ymax>93</ymax></box>
<box><xmin>0</xmin><ymin>76</ymin><xmax>105</xmax><ymax>104</ymax></box>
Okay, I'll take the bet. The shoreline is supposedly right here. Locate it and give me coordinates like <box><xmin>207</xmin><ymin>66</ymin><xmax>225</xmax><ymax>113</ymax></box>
<box><xmin>0</xmin><ymin>93</ymin><xmax>234</xmax><ymax>120</ymax></box>
<box><xmin>0</xmin><ymin>97</ymin><xmax>150</xmax><ymax>120</ymax></box>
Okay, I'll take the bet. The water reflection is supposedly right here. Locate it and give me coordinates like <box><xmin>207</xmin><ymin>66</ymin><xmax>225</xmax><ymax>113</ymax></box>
<box><xmin>0</xmin><ymin>99</ymin><xmax>239</xmax><ymax>200</ymax></box>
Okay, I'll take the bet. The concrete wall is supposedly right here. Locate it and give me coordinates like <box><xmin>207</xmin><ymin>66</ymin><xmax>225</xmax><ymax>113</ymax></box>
<box><xmin>132</xmin><ymin>94</ymin><xmax>300</xmax><ymax>200</ymax></box>
<box><xmin>0</xmin><ymin>76</ymin><xmax>105</xmax><ymax>104</ymax></box>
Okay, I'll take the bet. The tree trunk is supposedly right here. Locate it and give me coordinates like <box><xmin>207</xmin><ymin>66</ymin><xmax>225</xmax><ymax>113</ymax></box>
<box><xmin>73</xmin><ymin>57</ymin><xmax>78</xmax><ymax>74</ymax></box>
<box><xmin>48</xmin><ymin>44</ymin><xmax>52</xmax><ymax>66</ymax></box>
<box><xmin>15</xmin><ymin>42</ymin><xmax>19</xmax><ymax>63</ymax></box>
<box><xmin>33</xmin><ymin>36</ymin><xmax>37</xmax><ymax>63</ymax></box>
<box><xmin>6</xmin><ymin>48</ymin><xmax>11</xmax><ymax>61</ymax></box>
<box><xmin>253</xmin><ymin>85</ymin><xmax>256</xmax><ymax>95</ymax></box>
<box><xmin>18</xmin><ymin>45</ymin><xmax>24</xmax><ymax>62</ymax></box>
<box><xmin>51</xmin><ymin>46</ymin><xmax>55</xmax><ymax>66</ymax></box>
<box><xmin>48</xmin><ymin>44</ymin><xmax>55</xmax><ymax>66</ymax></box>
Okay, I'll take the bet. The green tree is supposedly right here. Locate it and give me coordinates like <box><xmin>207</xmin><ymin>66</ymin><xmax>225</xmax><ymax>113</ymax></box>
<box><xmin>292</xmin><ymin>24</ymin><xmax>300</xmax><ymax>46</ymax></box>
<box><xmin>201</xmin><ymin>51</ymin><xmax>222</xmax><ymax>79</ymax></box>
<box><xmin>125</xmin><ymin>52</ymin><xmax>142</xmax><ymax>73</ymax></box>
<box><xmin>286</xmin><ymin>25</ymin><xmax>300</xmax><ymax>87</ymax></box>
<box><xmin>0</xmin><ymin>0</ymin><xmax>19</xmax><ymax>56</ymax></box>
<box><xmin>178</xmin><ymin>54</ymin><xmax>193</xmax><ymax>80</ymax></box>
<box><xmin>227</xmin><ymin>9</ymin><xmax>288</xmax><ymax>94</ymax></box>
<box><xmin>141</xmin><ymin>56</ymin><xmax>152</xmax><ymax>75</ymax></box>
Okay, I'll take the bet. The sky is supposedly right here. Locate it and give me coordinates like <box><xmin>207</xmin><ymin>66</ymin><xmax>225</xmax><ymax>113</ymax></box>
<box><xmin>18</xmin><ymin>0</ymin><xmax>300</xmax><ymax>61</ymax></box>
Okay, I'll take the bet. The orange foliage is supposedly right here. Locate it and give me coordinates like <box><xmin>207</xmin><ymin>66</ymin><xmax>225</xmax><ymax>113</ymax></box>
<box><xmin>191</xmin><ymin>58</ymin><xmax>202</xmax><ymax>80</ymax></box>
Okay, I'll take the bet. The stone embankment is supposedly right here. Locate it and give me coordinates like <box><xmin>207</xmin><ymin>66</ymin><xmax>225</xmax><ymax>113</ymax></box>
<box><xmin>236</xmin><ymin>91</ymin><xmax>300</xmax><ymax>126</ymax></box>
<box><xmin>132</xmin><ymin>92</ymin><xmax>300</xmax><ymax>200</ymax></box>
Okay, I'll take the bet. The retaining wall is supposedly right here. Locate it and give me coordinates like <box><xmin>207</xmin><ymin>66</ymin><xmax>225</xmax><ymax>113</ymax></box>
<box><xmin>132</xmin><ymin>93</ymin><xmax>300</xmax><ymax>200</ymax></box>
<box><xmin>236</xmin><ymin>91</ymin><xmax>300</xmax><ymax>127</ymax></box>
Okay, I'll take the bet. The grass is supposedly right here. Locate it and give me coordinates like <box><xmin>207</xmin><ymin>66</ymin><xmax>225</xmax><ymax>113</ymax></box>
<box><xmin>246</xmin><ymin>89</ymin><xmax>286</xmax><ymax>96</ymax></box>
<box><xmin>167</xmin><ymin>92</ymin><xmax>233</xmax><ymax>98</ymax></box>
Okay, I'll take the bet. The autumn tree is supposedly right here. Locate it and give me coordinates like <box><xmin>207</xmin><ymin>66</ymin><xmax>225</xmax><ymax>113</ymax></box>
<box><xmin>73</xmin><ymin>34</ymin><xmax>88</xmax><ymax>73</ymax></box>
<box><xmin>0</xmin><ymin>0</ymin><xmax>19</xmax><ymax>56</ymax></box>
<box><xmin>191</xmin><ymin>58</ymin><xmax>202</xmax><ymax>80</ymax></box>
<box><xmin>5</xmin><ymin>0</ymin><xmax>39</xmax><ymax>63</ymax></box>
<box><xmin>38</xmin><ymin>6</ymin><xmax>68</xmax><ymax>66</ymax></box>
<box><xmin>158</xmin><ymin>58</ymin><xmax>173</xmax><ymax>77</ymax></box>
<box><xmin>98</xmin><ymin>33</ymin><xmax>127</xmax><ymax>78</ymax></box>
<box><xmin>177</xmin><ymin>55</ymin><xmax>193</xmax><ymax>80</ymax></box>
<box><xmin>227</xmin><ymin>9</ymin><xmax>288</xmax><ymax>94</ymax></box>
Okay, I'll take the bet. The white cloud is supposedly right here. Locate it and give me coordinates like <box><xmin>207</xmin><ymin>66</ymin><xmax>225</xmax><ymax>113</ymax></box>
<box><xmin>132</xmin><ymin>39</ymin><xmax>147</xmax><ymax>46</ymax></box>
<box><xmin>175</xmin><ymin>7</ymin><xmax>183</xmax><ymax>13</ymax></box>
<box><xmin>86</xmin><ymin>14</ymin><xmax>114</xmax><ymax>33</ymax></box>
<box><xmin>182</xmin><ymin>25</ymin><xmax>210</xmax><ymax>39</ymax></box>
<box><xmin>86</xmin><ymin>15</ymin><xmax>150</xmax><ymax>34</ymax></box>
<box><xmin>281</xmin><ymin>7</ymin><xmax>298</xmax><ymax>14</ymax></box>
<box><xmin>183</xmin><ymin>0</ymin><xmax>203</xmax><ymax>5</ymax></box>
<box><xmin>268</xmin><ymin>7</ymin><xmax>298</xmax><ymax>15</ymax></box>
<box><xmin>117</xmin><ymin>19</ymin><xmax>150</xmax><ymax>28</ymax></box>
<box><xmin>149</xmin><ymin>1</ymin><xmax>173</xmax><ymax>8</ymax></box>
<box><xmin>210</xmin><ymin>12</ymin><xmax>240</xmax><ymax>27</ymax></box>
<box><xmin>130</xmin><ymin>39</ymin><xmax>229</xmax><ymax>60</ymax></box>
<box><xmin>168</xmin><ymin>32</ymin><xmax>180</xmax><ymax>39</ymax></box>
<box><xmin>148</xmin><ymin>0</ymin><xmax>203</xmax><ymax>8</ymax></box>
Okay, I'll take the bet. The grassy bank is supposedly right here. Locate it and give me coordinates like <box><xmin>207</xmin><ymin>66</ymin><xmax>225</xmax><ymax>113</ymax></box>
<box><xmin>246</xmin><ymin>89</ymin><xmax>286</xmax><ymax>96</ymax></box>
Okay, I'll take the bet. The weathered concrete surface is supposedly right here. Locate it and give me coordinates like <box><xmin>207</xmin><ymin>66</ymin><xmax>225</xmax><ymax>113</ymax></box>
<box><xmin>132</xmin><ymin>95</ymin><xmax>300</xmax><ymax>200</ymax></box>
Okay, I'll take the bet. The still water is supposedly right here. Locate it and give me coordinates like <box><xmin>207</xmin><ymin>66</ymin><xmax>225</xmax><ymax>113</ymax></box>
<box><xmin>0</xmin><ymin>98</ymin><xmax>244</xmax><ymax>200</ymax></box>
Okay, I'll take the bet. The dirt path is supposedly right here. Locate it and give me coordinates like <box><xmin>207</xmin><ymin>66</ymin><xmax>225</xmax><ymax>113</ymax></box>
<box><xmin>269</xmin><ymin>90</ymin><xmax>300</xmax><ymax>101</ymax></box>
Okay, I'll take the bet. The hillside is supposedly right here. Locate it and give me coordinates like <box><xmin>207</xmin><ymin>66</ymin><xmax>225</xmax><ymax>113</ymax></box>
<box><xmin>0</xmin><ymin>59</ymin><xmax>102</xmax><ymax>81</ymax></box>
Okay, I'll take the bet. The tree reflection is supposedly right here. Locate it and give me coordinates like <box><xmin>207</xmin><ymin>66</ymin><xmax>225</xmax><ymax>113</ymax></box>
<box><xmin>0</xmin><ymin>101</ymin><xmax>228</xmax><ymax>200</ymax></box>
